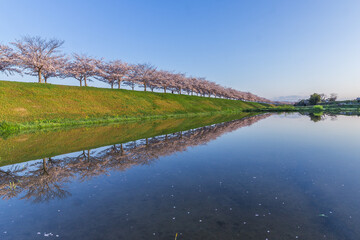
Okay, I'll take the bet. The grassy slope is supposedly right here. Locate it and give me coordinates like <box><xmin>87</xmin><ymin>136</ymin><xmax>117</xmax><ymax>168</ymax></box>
<box><xmin>0</xmin><ymin>80</ymin><xmax>270</xmax><ymax>124</ymax></box>
<box><xmin>0</xmin><ymin>112</ymin><xmax>258</xmax><ymax>166</ymax></box>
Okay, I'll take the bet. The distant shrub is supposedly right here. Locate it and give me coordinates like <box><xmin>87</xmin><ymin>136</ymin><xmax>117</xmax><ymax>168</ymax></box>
<box><xmin>313</xmin><ymin>105</ymin><xmax>323</xmax><ymax>112</ymax></box>
<box><xmin>281</xmin><ymin>105</ymin><xmax>295</xmax><ymax>110</ymax></box>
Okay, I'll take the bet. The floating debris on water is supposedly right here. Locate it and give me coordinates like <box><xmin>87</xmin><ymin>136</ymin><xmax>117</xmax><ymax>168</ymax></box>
<box><xmin>44</xmin><ymin>232</ymin><xmax>54</xmax><ymax>237</ymax></box>
<box><xmin>318</xmin><ymin>214</ymin><xmax>328</xmax><ymax>218</ymax></box>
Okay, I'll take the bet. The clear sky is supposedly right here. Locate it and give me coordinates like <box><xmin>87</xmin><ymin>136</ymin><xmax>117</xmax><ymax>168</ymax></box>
<box><xmin>1</xmin><ymin>0</ymin><xmax>359</xmax><ymax>100</ymax></box>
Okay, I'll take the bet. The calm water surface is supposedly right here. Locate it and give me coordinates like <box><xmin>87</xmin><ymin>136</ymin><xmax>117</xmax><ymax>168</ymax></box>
<box><xmin>1</xmin><ymin>113</ymin><xmax>360</xmax><ymax>239</ymax></box>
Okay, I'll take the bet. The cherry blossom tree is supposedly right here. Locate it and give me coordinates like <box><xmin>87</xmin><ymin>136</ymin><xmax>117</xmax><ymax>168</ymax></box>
<box><xmin>11</xmin><ymin>36</ymin><xmax>65</xmax><ymax>83</ymax></box>
<box><xmin>183</xmin><ymin>77</ymin><xmax>198</xmax><ymax>95</ymax></box>
<box><xmin>135</xmin><ymin>63</ymin><xmax>157</xmax><ymax>91</ymax></box>
<box><xmin>38</xmin><ymin>57</ymin><xmax>68</xmax><ymax>83</ymax></box>
<box><xmin>66</xmin><ymin>54</ymin><xmax>102</xmax><ymax>87</ymax></box>
<box><xmin>96</xmin><ymin>61</ymin><xmax>114</xmax><ymax>88</ymax></box>
<box><xmin>156</xmin><ymin>70</ymin><xmax>174</xmax><ymax>93</ymax></box>
<box><xmin>123</xmin><ymin>64</ymin><xmax>140</xmax><ymax>90</ymax></box>
<box><xmin>172</xmin><ymin>73</ymin><xmax>187</xmax><ymax>94</ymax></box>
<box><xmin>0</xmin><ymin>44</ymin><xmax>20</xmax><ymax>75</ymax></box>
<box><xmin>97</xmin><ymin>60</ymin><xmax>130</xmax><ymax>89</ymax></box>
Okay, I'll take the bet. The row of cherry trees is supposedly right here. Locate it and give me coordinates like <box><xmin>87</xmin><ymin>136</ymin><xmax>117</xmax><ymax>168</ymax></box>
<box><xmin>0</xmin><ymin>36</ymin><xmax>269</xmax><ymax>102</ymax></box>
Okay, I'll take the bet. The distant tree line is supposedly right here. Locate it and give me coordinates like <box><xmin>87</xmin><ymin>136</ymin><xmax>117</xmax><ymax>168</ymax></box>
<box><xmin>0</xmin><ymin>36</ymin><xmax>270</xmax><ymax>102</ymax></box>
<box><xmin>295</xmin><ymin>93</ymin><xmax>338</xmax><ymax>106</ymax></box>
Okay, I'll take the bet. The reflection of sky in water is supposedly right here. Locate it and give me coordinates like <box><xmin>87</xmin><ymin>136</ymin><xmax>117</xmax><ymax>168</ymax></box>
<box><xmin>0</xmin><ymin>114</ymin><xmax>360</xmax><ymax>239</ymax></box>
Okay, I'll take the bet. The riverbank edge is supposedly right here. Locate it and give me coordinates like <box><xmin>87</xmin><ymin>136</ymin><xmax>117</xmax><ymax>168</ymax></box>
<box><xmin>244</xmin><ymin>106</ymin><xmax>360</xmax><ymax>115</ymax></box>
<box><xmin>3</xmin><ymin>105</ymin><xmax>358</xmax><ymax>136</ymax></box>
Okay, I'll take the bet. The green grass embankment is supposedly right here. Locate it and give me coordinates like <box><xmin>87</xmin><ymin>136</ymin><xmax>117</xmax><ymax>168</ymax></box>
<box><xmin>0</xmin><ymin>80</ymin><xmax>272</xmax><ymax>133</ymax></box>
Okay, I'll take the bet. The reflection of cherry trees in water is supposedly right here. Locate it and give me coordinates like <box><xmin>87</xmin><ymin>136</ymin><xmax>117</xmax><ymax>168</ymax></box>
<box><xmin>0</xmin><ymin>157</ymin><xmax>72</xmax><ymax>202</ymax></box>
<box><xmin>0</xmin><ymin>114</ymin><xmax>270</xmax><ymax>202</ymax></box>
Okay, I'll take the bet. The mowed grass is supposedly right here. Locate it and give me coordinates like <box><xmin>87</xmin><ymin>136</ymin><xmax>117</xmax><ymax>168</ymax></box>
<box><xmin>0</xmin><ymin>80</ymin><xmax>271</xmax><ymax>125</ymax></box>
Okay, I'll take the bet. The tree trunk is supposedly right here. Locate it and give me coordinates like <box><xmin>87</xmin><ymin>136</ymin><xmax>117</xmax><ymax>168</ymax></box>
<box><xmin>118</xmin><ymin>80</ymin><xmax>121</xmax><ymax>89</ymax></box>
<box><xmin>38</xmin><ymin>70</ymin><xmax>42</xmax><ymax>83</ymax></box>
<box><xmin>144</xmin><ymin>82</ymin><xmax>147</xmax><ymax>91</ymax></box>
<box><xmin>80</xmin><ymin>79</ymin><xmax>82</xmax><ymax>87</ymax></box>
<box><xmin>84</xmin><ymin>76</ymin><xmax>87</xmax><ymax>87</ymax></box>
<box><xmin>44</xmin><ymin>77</ymin><xmax>48</xmax><ymax>84</ymax></box>
<box><xmin>164</xmin><ymin>87</ymin><xmax>166</xmax><ymax>93</ymax></box>
<box><xmin>111</xmin><ymin>82</ymin><xmax>114</xmax><ymax>89</ymax></box>
<box><xmin>179</xmin><ymin>88</ymin><xmax>182</xmax><ymax>95</ymax></box>
<box><xmin>43</xmin><ymin>158</ymin><xmax>48</xmax><ymax>175</ymax></box>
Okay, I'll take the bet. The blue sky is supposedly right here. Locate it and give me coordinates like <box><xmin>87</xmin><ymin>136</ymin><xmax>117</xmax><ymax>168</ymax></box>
<box><xmin>1</xmin><ymin>0</ymin><xmax>360</xmax><ymax>100</ymax></box>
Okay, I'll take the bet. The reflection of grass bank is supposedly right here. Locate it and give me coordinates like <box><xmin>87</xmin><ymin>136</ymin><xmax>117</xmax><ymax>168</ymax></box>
<box><xmin>0</xmin><ymin>110</ymin><xmax>245</xmax><ymax>136</ymax></box>
<box><xmin>0</xmin><ymin>112</ymin><xmax>263</xmax><ymax>165</ymax></box>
